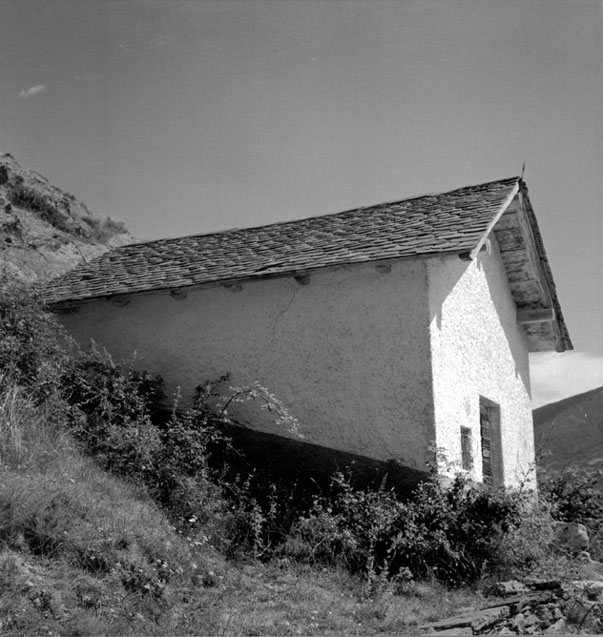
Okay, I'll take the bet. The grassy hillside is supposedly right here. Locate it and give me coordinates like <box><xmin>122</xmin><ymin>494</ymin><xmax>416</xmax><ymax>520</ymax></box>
<box><xmin>0</xmin><ymin>420</ymin><xmax>490</xmax><ymax>636</ymax></box>
<box><xmin>5</xmin><ymin>384</ymin><xmax>491</xmax><ymax>636</ymax></box>
<box><xmin>534</xmin><ymin>387</ymin><xmax>603</xmax><ymax>471</ymax></box>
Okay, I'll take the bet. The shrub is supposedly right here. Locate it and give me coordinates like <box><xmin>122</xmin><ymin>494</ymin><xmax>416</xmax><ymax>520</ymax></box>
<box><xmin>0</xmin><ymin>278</ymin><xmax>70</xmax><ymax>401</ymax></box>
<box><xmin>219</xmin><ymin>471</ymin><xmax>312</xmax><ymax>559</ymax></box>
<box><xmin>284</xmin><ymin>472</ymin><xmax>532</xmax><ymax>585</ymax></box>
<box><xmin>62</xmin><ymin>346</ymin><xmax>164</xmax><ymax>479</ymax></box>
<box><xmin>63</xmin><ymin>346</ymin><xmax>231</xmax><ymax>530</ymax></box>
<box><xmin>539</xmin><ymin>465</ymin><xmax>603</xmax><ymax>523</ymax></box>
<box><xmin>285</xmin><ymin>473</ymin><xmax>404</xmax><ymax>579</ymax></box>
<box><xmin>397</xmin><ymin>475</ymin><xmax>526</xmax><ymax>581</ymax></box>
<box><xmin>151</xmin><ymin>402</ymin><xmax>228</xmax><ymax>527</ymax></box>
<box><xmin>539</xmin><ymin>465</ymin><xmax>603</xmax><ymax>562</ymax></box>
<box><xmin>79</xmin><ymin>214</ymin><xmax>128</xmax><ymax>242</ymax></box>
<box><xmin>6</xmin><ymin>182</ymin><xmax>74</xmax><ymax>234</ymax></box>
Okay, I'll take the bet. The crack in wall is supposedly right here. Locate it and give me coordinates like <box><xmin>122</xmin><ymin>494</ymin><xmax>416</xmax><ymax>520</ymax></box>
<box><xmin>270</xmin><ymin>285</ymin><xmax>300</xmax><ymax>345</ymax></box>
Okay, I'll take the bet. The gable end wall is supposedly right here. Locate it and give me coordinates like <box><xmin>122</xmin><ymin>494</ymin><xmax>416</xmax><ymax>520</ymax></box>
<box><xmin>427</xmin><ymin>240</ymin><xmax>535</xmax><ymax>488</ymax></box>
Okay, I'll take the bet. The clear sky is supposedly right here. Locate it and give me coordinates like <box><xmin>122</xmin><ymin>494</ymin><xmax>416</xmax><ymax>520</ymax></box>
<box><xmin>1</xmin><ymin>0</ymin><xmax>602</xmax><ymax>407</ymax></box>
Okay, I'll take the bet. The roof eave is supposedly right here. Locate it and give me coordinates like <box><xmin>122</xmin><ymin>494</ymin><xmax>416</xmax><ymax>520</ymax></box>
<box><xmin>465</xmin><ymin>180</ymin><xmax>572</xmax><ymax>353</ymax></box>
<box><xmin>45</xmin><ymin>248</ymin><xmax>472</xmax><ymax>311</ymax></box>
<box><xmin>519</xmin><ymin>181</ymin><xmax>573</xmax><ymax>352</ymax></box>
<box><xmin>481</xmin><ymin>181</ymin><xmax>572</xmax><ymax>353</ymax></box>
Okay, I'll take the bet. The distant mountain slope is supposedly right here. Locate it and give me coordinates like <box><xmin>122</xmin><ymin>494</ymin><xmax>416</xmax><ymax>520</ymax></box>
<box><xmin>533</xmin><ymin>386</ymin><xmax>603</xmax><ymax>470</ymax></box>
<box><xmin>0</xmin><ymin>153</ymin><xmax>134</xmax><ymax>282</ymax></box>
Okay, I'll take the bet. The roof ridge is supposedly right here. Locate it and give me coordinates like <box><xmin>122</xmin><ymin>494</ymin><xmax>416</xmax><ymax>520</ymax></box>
<box><xmin>120</xmin><ymin>176</ymin><xmax>521</xmax><ymax>250</ymax></box>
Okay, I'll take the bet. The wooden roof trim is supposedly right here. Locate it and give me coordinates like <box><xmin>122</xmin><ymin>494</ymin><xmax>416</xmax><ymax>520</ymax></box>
<box><xmin>518</xmin><ymin>181</ymin><xmax>573</xmax><ymax>352</ymax></box>
<box><xmin>517</xmin><ymin>307</ymin><xmax>555</xmax><ymax>324</ymax></box>
<box><xmin>512</xmin><ymin>196</ymin><xmax>550</xmax><ymax>305</ymax></box>
<box><xmin>469</xmin><ymin>180</ymin><xmax>520</xmax><ymax>260</ymax></box>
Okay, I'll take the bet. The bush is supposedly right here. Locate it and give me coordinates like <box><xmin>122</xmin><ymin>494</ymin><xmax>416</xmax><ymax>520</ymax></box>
<box><xmin>62</xmin><ymin>346</ymin><xmax>164</xmax><ymax>481</ymax></box>
<box><xmin>218</xmin><ymin>471</ymin><xmax>312</xmax><ymax>560</ymax></box>
<box><xmin>7</xmin><ymin>182</ymin><xmax>74</xmax><ymax>234</ymax></box>
<box><xmin>62</xmin><ymin>346</ymin><xmax>231</xmax><ymax>530</ymax></box>
<box><xmin>0</xmin><ymin>281</ymin><xmax>229</xmax><ymax>534</ymax></box>
<box><xmin>151</xmin><ymin>402</ymin><xmax>228</xmax><ymax>528</ymax></box>
<box><xmin>0</xmin><ymin>278</ymin><xmax>70</xmax><ymax>401</ymax></box>
<box><xmin>539</xmin><ymin>465</ymin><xmax>603</xmax><ymax>523</ymax></box>
<box><xmin>283</xmin><ymin>472</ymin><xmax>532</xmax><ymax>585</ymax></box>
<box><xmin>79</xmin><ymin>214</ymin><xmax>127</xmax><ymax>242</ymax></box>
<box><xmin>539</xmin><ymin>465</ymin><xmax>603</xmax><ymax>562</ymax></box>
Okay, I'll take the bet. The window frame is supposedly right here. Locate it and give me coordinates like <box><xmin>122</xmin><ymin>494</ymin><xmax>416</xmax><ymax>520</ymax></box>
<box><xmin>479</xmin><ymin>397</ymin><xmax>504</xmax><ymax>486</ymax></box>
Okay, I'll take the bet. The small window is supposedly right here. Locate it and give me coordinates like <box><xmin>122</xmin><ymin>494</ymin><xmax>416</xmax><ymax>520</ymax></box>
<box><xmin>479</xmin><ymin>397</ymin><xmax>502</xmax><ymax>486</ymax></box>
<box><xmin>460</xmin><ymin>426</ymin><xmax>473</xmax><ymax>471</ymax></box>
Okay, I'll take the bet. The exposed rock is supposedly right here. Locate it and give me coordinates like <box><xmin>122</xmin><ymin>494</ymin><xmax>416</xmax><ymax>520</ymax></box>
<box><xmin>486</xmin><ymin>580</ymin><xmax>529</xmax><ymax>597</ymax></box>
<box><xmin>552</xmin><ymin>521</ymin><xmax>589</xmax><ymax>554</ymax></box>
<box><xmin>427</xmin><ymin>578</ymin><xmax>603</xmax><ymax>635</ymax></box>
<box><xmin>522</xmin><ymin>577</ymin><xmax>563</xmax><ymax>591</ymax></box>
<box><xmin>509</xmin><ymin>611</ymin><xmax>526</xmax><ymax>633</ymax></box>
<box><xmin>0</xmin><ymin>152</ymin><xmax>134</xmax><ymax>283</ymax></box>
<box><xmin>433</xmin><ymin>627</ymin><xmax>472</xmax><ymax>635</ymax></box>
<box><xmin>571</xmin><ymin>579</ymin><xmax>603</xmax><ymax>600</ymax></box>
<box><xmin>471</xmin><ymin>607</ymin><xmax>510</xmax><ymax>632</ymax></box>
<box><xmin>419</xmin><ymin>607</ymin><xmax>509</xmax><ymax>632</ymax></box>
<box><xmin>543</xmin><ymin>618</ymin><xmax>567</xmax><ymax>634</ymax></box>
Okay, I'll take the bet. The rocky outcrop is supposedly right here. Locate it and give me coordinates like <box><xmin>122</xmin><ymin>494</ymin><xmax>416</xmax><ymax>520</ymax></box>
<box><xmin>420</xmin><ymin>579</ymin><xmax>603</xmax><ymax>635</ymax></box>
<box><xmin>0</xmin><ymin>153</ymin><xmax>134</xmax><ymax>283</ymax></box>
<box><xmin>552</xmin><ymin>521</ymin><xmax>590</xmax><ymax>554</ymax></box>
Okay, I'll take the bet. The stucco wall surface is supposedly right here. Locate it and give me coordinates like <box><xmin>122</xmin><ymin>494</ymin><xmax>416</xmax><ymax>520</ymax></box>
<box><xmin>59</xmin><ymin>260</ymin><xmax>435</xmax><ymax>469</ymax></box>
<box><xmin>427</xmin><ymin>241</ymin><xmax>535</xmax><ymax>488</ymax></box>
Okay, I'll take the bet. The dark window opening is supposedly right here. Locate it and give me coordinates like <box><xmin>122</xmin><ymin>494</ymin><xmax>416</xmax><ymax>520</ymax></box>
<box><xmin>479</xmin><ymin>398</ymin><xmax>502</xmax><ymax>486</ymax></box>
<box><xmin>460</xmin><ymin>426</ymin><xmax>473</xmax><ymax>471</ymax></box>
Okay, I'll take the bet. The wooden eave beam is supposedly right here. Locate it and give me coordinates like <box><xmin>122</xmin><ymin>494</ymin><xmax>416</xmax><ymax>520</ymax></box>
<box><xmin>518</xmin><ymin>182</ymin><xmax>573</xmax><ymax>352</ymax></box>
<box><xmin>517</xmin><ymin>307</ymin><xmax>555</xmax><ymax>325</ymax></box>
<box><xmin>513</xmin><ymin>193</ymin><xmax>551</xmax><ymax>305</ymax></box>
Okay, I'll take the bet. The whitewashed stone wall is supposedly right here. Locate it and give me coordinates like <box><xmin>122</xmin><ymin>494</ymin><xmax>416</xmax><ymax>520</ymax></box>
<box><xmin>427</xmin><ymin>240</ymin><xmax>535</xmax><ymax>488</ymax></box>
<box><xmin>59</xmin><ymin>259</ymin><xmax>436</xmax><ymax>470</ymax></box>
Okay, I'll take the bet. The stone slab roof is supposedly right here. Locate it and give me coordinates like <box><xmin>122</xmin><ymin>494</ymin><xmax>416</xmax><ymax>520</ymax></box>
<box><xmin>44</xmin><ymin>177</ymin><xmax>521</xmax><ymax>305</ymax></box>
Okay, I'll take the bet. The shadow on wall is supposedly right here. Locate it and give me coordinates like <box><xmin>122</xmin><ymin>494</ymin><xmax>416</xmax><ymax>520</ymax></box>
<box><xmin>480</xmin><ymin>255</ymin><xmax>531</xmax><ymax>390</ymax></box>
<box><xmin>429</xmin><ymin>257</ymin><xmax>466</xmax><ymax>332</ymax></box>
<box><xmin>217</xmin><ymin>423</ymin><xmax>428</xmax><ymax>496</ymax></box>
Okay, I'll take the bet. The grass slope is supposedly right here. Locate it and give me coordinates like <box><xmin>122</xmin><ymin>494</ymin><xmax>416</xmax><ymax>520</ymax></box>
<box><xmin>0</xmin><ymin>388</ymin><xmax>489</xmax><ymax>636</ymax></box>
<box><xmin>534</xmin><ymin>386</ymin><xmax>603</xmax><ymax>471</ymax></box>
<box><xmin>3</xmin><ymin>390</ymin><xmax>603</xmax><ymax>636</ymax></box>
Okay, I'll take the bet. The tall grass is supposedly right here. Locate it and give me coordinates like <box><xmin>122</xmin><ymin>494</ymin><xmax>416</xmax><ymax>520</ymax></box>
<box><xmin>0</xmin><ymin>382</ymin><xmax>27</xmax><ymax>467</ymax></box>
<box><xmin>0</xmin><ymin>378</ymin><xmax>215</xmax><ymax>634</ymax></box>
